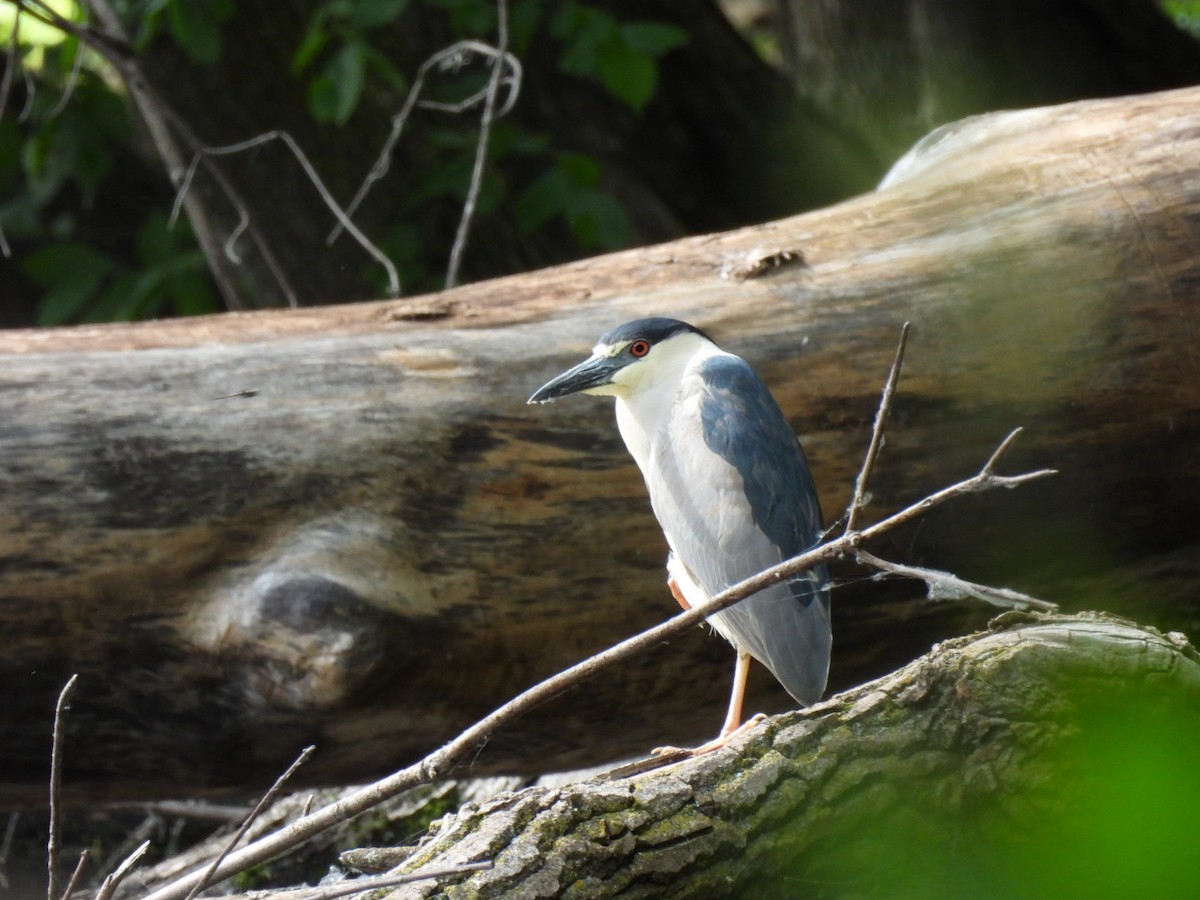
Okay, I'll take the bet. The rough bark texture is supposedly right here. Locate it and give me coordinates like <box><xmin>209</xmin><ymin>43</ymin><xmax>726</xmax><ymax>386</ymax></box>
<box><xmin>119</xmin><ymin>613</ymin><xmax>1200</xmax><ymax>898</ymax></box>
<box><xmin>2</xmin><ymin>86</ymin><xmax>1200</xmax><ymax>803</ymax></box>
<box><xmin>354</xmin><ymin>614</ymin><xmax>1200</xmax><ymax>899</ymax></box>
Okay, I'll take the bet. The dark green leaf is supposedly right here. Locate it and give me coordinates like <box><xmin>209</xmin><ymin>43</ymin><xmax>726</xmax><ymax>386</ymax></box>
<box><xmin>89</xmin><ymin>270</ymin><xmax>162</xmax><ymax>323</ymax></box>
<box><xmin>167</xmin><ymin>0</ymin><xmax>227</xmax><ymax>65</ymax></box>
<box><xmin>165</xmin><ymin>264</ymin><xmax>219</xmax><ymax>317</ymax></box>
<box><xmin>619</xmin><ymin>22</ymin><xmax>688</xmax><ymax>58</ymax></box>
<box><xmin>24</xmin><ymin>243</ymin><xmax>117</xmax><ymax>326</ymax></box>
<box><xmin>348</xmin><ymin>0</ymin><xmax>411</xmax><ymax>30</ymax></box>
<box><xmin>291</xmin><ymin>16</ymin><xmax>330</xmax><ymax>74</ymax></box>
<box><xmin>597</xmin><ymin>41</ymin><xmax>657</xmax><ymax>112</ymax></box>
<box><xmin>566</xmin><ymin>188</ymin><xmax>631</xmax><ymax>250</ymax></box>
<box><xmin>514</xmin><ymin>167</ymin><xmax>568</xmax><ymax>233</ymax></box>
<box><xmin>309</xmin><ymin>40</ymin><xmax>367</xmax><ymax>123</ymax></box>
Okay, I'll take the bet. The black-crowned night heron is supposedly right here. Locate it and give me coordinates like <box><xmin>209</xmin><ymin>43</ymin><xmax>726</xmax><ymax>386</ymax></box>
<box><xmin>529</xmin><ymin>317</ymin><xmax>831</xmax><ymax>750</ymax></box>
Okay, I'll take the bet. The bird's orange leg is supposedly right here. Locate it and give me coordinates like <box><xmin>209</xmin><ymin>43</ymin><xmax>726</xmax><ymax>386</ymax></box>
<box><xmin>685</xmin><ymin>652</ymin><xmax>765</xmax><ymax>754</ymax></box>
<box><xmin>667</xmin><ymin>577</ymin><xmax>691</xmax><ymax>610</ymax></box>
<box><xmin>653</xmin><ymin>651</ymin><xmax>765</xmax><ymax>758</ymax></box>
<box><xmin>719</xmin><ymin>650</ymin><xmax>751</xmax><ymax>737</ymax></box>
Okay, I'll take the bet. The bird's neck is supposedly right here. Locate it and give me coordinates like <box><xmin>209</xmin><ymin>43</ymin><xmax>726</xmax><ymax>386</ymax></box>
<box><xmin>613</xmin><ymin>342</ymin><xmax>726</xmax><ymax>473</ymax></box>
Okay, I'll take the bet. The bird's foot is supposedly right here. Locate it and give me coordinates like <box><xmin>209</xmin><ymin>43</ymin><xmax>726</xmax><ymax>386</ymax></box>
<box><xmin>651</xmin><ymin>713</ymin><xmax>767</xmax><ymax>758</ymax></box>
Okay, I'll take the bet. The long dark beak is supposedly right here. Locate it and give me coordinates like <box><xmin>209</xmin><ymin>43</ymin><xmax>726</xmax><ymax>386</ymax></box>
<box><xmin>528</xmin><ymin>354</ymin><xmax>620</xmax><ymax>404</ymax></box>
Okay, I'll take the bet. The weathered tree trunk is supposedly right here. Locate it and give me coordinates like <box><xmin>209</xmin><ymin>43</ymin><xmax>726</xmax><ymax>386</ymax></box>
<box><xmin>366</xmin><ymin>614</ymin><xmax>1200</xmax><ymax>899</ymax></box>
<box><xmin>126</xmin><ymin>613</ymin><xmax>1200</xmax><ymax>898</ymax></box>
<box><xmin>2</xmin><ymin>86</ymin><xmax>1199</xmax><ymax>803</ymax></box>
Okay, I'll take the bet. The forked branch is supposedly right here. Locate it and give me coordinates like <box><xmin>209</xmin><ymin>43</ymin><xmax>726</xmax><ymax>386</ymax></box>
<box><xmin>134</xmin><ymin>328</ymin><xmax>1057</xmax><ymax>900</ymax></box>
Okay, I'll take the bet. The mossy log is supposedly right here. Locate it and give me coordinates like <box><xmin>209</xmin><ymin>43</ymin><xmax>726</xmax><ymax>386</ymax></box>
<box><xmin>2</xmin><ymin>86</ymin><xmax>1200</xmax><ymax>802</ymax></box>
<box><xmin>361</xmin><ymin>614</ymin><xmax>1200</xmax><ymax>898</ymax></box>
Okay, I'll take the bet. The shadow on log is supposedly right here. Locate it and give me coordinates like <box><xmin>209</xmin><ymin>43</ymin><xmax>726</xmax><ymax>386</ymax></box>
<box><xmin>126</xmin><ymin>613</ymin><xmax>1200</xmax><ymax>898</ymax></box>
<box><xmin>2</xmin><ymin>86</ymin><xmax>1200</xmax><ymax>802</ymax></box>
<box><xmin>366</xmin><ymin>613</ymin><xmax>1200</xmax><ymax>898</ymax></box>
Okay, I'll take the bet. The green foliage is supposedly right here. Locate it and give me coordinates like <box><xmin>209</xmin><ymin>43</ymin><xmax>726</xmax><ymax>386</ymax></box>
<box><xmin>5</xmin><ymin>0</ymin><xmax>687</xmax><ymax>322</ymax></box>
<box><xmin>792</xmin><ymin>698</ymin><xmax>1200</xmax><ymax>899</ymax></box>
<box><xmin>23</xmin><ymin>212</ymin><xmax>219</xmax><ymax>324</ymax></box>
<box><xmin>550</xmin><ymin>2</ymin><xmax>688</xmax><ymax>112</ymax></box>
<box><xmin>516</xmin><ymin>152</ymin><xmax>630</xmax><ymax>250</ymax></box>
<box><xmin>294</xmin><ymin>0</ymin><xmax>411</xmax><ymax>123</ymax></box>
<box><xmin>132</xmin><ymin>0</ymin><xmax>236</xmax><ymax>63</ymax></box>
<box><xmin>1161</xmin><ymin>0</ymin><xmax>1200</xmax><ymax>33</ymax></box>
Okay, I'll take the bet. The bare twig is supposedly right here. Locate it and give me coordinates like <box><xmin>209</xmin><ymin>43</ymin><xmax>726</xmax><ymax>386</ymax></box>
<box><xmin>169</xmin><ymin>131</ymin><xmax>400</xmax><ymax>296</ymax></box>
<box><xmin>46</xmin><ymin>0</ymin><xmax>86</xmax><ymax>119</ymax></box>
<box><xmin>59</xmin><ymin>850</ymin><xmax>90</xmax><ymax>900</ymax></box>
<box><xmin>48</xmin><ymin>673</ymin><xmax>79</xmax><ymax>900</ymax></box>
<box><xmin>0</xmin><ymin>1</ymin><xmax>20</xmax><ymax>124</ymax></box>
<box><xmin>94</xmin><ymin>840</ymin><xmax>149</xmax><ymax>900</ymax></box>
<box><xmin>845</xmin><ymin>322</ymin><xmax>910</xmax><ymax>533</ymax></box>
<box><xmin>25</xmin><ymin>0</ymin><xmax>299</xmax><ymax>309</ymax></box>
<box><xmin>855</xmin><ymin>548</ymin><xmax>1058</xmax><ymax>611</ymax></box>
<box><xmin>327</xmin><ymin>40</ymin><xmax>522</xmax><ymax>247</ymax></box>
<box><xmin>0</xmin><ymin>0</ymin><xmax>31</xmax><ymax>260</ymax></box>
<box><xmin>182</xmin><ymin>745</ymin><xmax>316</xmax><ymax>900</ymax></box>
<box><xmin>445</xmin><ymin>0</ymin><xmax>510</xmax><ymax>289</ymax></box>
<box><xmin>219</xmin><ymin>861</ymin><xmax>492</xmax><ymax>900</ymax></box>
<box><xmin>123</xmin><ymin>329</ymin><xmax>1053</xmax><ymax>898</ymax></box>
<box><xmin>134</xmin><ymin>436</ymin><xmax>1054</xmax><ymax>900</ymax></box>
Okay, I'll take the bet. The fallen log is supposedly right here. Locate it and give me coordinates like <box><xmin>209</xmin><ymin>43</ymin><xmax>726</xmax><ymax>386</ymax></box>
<box><xmin>367</xmin><ymin>614</ymin><xmax>1200</xmax><ymax>899</ymax></box>
<box><xmin>126</xmin><ymin>613</ymin><xmax>1200</xmax><ymax>898</ymax></box>
<box><xmin>2</xmin><ymin>86</ymin><xmax>1199</xmax><ymax>802</ymax></box>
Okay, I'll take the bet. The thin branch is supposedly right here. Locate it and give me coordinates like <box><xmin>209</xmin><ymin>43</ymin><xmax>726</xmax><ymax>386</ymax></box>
<box><xmin>71</xmin><ymin>0</ymin><xmax>248</xmax><ymax>310</ymax></box>
<box><xmin>445</xmin><ymin>0</ymin><xmax>510</xmax><ymax>289</ymax></box>
<box><xmin>0</xmin><ymin>811</ymin><xmax>18</xmax><ymax>888</ymax></box>
<box><xmin>169</xmin><ymin>131</ymin><xmax>400</xmax><ymax>296</ymax></box>
<box><xmin>845</xmin><ymin>322</ymin><xmax>910</xmax><ymax>533</ymax></box>
<box><xmin>59</xmin><ymin>850</ymin><xmax>90</xmax><ymax>900</ymax></box>
<box><xmin>220</xmin><ymin>861</ymin><xmax>492</xmax><ymax>900</ymax></box>
<box><xmin>134</xmin><ymin>432</ymin><xmax>1054</xmax><ymax>900</ymax></box>
<box><xmin>0</xmin><ymin>1</ymin><xmax>20</xmax><ymax>123</ymax></box>
<box><xmin>855</xmin><ymin>548</ymin><xmax>1057</xmax><ymax>611</ymax></box>
<box><xmin>47</xmin><ymin>673</ymin><xmax>78</xmax><ymax>900</ymax></box>
<box><xmin>182</xmin><ymin>745</ymin><xmax>316</xmax><ymax>900</ymax></box>
<box><xmin>47</xmin><ymin>20</ymin><xmax>86</xmax><ymax>118</ymax></box>
<box><xmin>326</xmin><ymin>40</ymin><xmax>522</xmax><ymax>247</ymax></box>
<box><xmin>94</xmin><ymin>840</ymin><xmax>150</xmax><ymax>900</ymax></box>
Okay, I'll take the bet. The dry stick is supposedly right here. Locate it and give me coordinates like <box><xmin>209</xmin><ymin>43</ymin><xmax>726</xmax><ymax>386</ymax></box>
<box><xmin>445</xmin><ymin>0</ymin><xmax>510</xmax><ymax>289</ymax></box>
<box><xmin>136</xmin><ymin>433</ymin><xmax>1054</xmax><ymax>900</ymax></box>
<box><xmin>855</xmin><ymin>548</ymin><xmax>1058</xmax><ymax>612</ymax></box>
<box><xmin>0</xmin><ymin>2</ymin><xmax>19</xmax><ymax>258</ymax></box>
<box><xmin>845</xmin><ymin>322</ymin><xmax>910</xmax><ymax>534</ymax></box>
<box><xmin>221</xmin><ymin>861</ymin><xmax>492</xmax><ymax>900</ymax></box>
<box><xmin>59</xmin><ymin>850</ymin><xmax>91</xmax><ymax>900</ymax></box>
<box><xmin>168</xmin><ymin>131</ymin><xmax>400</xmax><ymax>296</ymax></box>
<box><xmin>94</xmin><ymin>841</ymin><xmax>150</xmax><ymax>900</ymax></box>
<box><xmin>47</xmin><ymin>674</ymin><xmax>79</xmax><ymax>900</ymax></box>
<box><xmin>24</xmin><ymin>0</ymin><xmax>301</xmax><ymax>309</ymax></box>
<box><xmin>327</xmin><ymin>40</ymin><xmax>521</xmax><ymax>247</ymax></box>
<box><xmin>181</xmin><ymin>745</ymin><xmax>316</xmax><ymax>900</ymax></box>
<box><xmin>46</xmin><ymin>0</ymin><xmax>87</xmax><ymax>119</ymax></box>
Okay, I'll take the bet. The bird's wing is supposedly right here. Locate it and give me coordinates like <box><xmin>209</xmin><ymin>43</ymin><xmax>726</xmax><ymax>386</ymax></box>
<box><xmin>649</xmin><ymin>354</ymin><xmax>831</xmax><ymax>705</ymax></box>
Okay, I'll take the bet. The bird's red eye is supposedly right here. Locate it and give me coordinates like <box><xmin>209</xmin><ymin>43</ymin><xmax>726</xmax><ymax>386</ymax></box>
<box><xmin>629</xmin><ymin>339</ymin><xmax>651</xmax><ymax>358</ymax></box>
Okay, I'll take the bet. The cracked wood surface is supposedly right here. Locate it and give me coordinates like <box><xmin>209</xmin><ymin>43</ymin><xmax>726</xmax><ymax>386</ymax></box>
<box><xmin>369</xmin><ymin>614</ymin><xmax>1200</xmax><ymax>898</ymax></box>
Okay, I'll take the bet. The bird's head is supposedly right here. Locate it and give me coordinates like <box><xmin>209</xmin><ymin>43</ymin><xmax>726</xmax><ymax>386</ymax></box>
<box><xmin>528</xmin><ymin>317</ymin><xmax>715</xmax><ymax>404</ymax></box>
